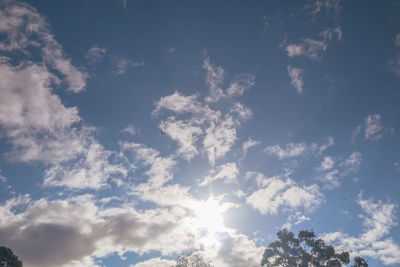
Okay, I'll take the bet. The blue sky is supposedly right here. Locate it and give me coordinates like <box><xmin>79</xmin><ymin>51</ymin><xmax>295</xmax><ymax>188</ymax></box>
<box><xmin>1</xmin><ymin>0</ymin><xmax>400</xmax><ymax>266</ymax></box>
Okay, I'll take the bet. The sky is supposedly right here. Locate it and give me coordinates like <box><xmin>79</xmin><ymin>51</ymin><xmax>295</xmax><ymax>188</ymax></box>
<box><xmin>0</xmin><ymin>0</ymin><xmax>400</xmax><ymax>266</ymax></box>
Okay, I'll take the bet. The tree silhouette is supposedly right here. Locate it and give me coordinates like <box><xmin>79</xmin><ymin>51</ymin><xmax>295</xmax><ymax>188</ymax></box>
<box><xmin>261</xmin><ymin>229</ymin><xmax>367</xmax><ymax>267</ymax></box>
<box><xmin>0</xmin><ymin>246</ymin><xmax>22</xmax><ymax>267</ymax></box>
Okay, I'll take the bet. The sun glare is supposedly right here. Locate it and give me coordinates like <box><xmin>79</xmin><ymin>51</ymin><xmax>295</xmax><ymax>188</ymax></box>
<box><xmin>184</xmin><ymin>196</ymin><xmax>232</xmax><ymax>248</ymax></box>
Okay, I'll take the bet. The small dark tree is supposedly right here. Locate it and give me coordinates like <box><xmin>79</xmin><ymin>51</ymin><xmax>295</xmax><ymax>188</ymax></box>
<box><xmin>0</xmin><ymin>246</ymin><xmax>22</xmax><ymax>267</ymax></box>
<box><xmin>173</xmin><ymin>251</ymin><xmax>214</xmax><ymax>267</ymax></box>
<box><xmin>353</xmin><ymin>257</ymin><xmax>368</xmax><ymax>267</ymax></box>
<box><xmin>261</xmin><ymin>230</ymin><xmax>367</xmax><ymax>267</ymax></box>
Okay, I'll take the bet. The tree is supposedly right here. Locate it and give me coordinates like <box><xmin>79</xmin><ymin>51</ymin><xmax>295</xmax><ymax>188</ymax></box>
<box><xmin>353</xmin><ymin>257</ymin><xmax>368</xmax><ymax>267</ymax></box>
<box><xmin>0</xmin><ymin>246</ymin><xmax>22</xmax><ymax>267</ymax></box>
<box><xmin>173</xmin><ymin>251</ymin><xmax>214</xmax><ymax>267</ymax></box>
<box><xmin>261</xmin><ymin>229</ymin><xmax>367</xmax><ymax>267</ymax></box>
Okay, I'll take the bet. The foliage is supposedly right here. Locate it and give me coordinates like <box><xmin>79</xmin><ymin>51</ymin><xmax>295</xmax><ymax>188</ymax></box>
<box><xmin>173</xmin><ymin>251</ymin><xmax>214</xmax><ymax>267</ymax></box>
<box><xmin>353</xmin><ymin>257</ymin><xmax>368</xmax><ymax>267</ymax></box>
<box><xmin>0</xmin><ymin>246</ymin><xmax>23</xmax><ymax>267</ymax></box>
<box><xmin>261</xmin><ymin>229</ymin><xmax>367</xmax><ymax>267</ymax></box>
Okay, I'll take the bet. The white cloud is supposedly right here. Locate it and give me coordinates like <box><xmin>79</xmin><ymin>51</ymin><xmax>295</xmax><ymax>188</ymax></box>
<box><xmin>364</xmin><ymin>114</ymin><xmax>383</xmax><ymax>140</ymax></box>
<box><xmin>229</xmin><ymin>102</ymin><xmax>252</xmax><ymax>120</ymax></box>
<box><xmin>0</xmin><ymin>61</ymin><xmax>83</xmax><ymax>164</ymax></box>
<box><xmin>246</xmin><ymin>173</ymin><xmax>323</xmax><ymax>215</ymax></box>
<box><xmin>241</xmin><ymin>138</ymin><xmax>260</xmax><ymax>160</ymax></box>
<box><xmin>122</xmin><ymin>142</ymin><xmax>176</xmax><ymax>188</ymax></box>
<box><xmin>264</xmin><ymin>137</ymin><xmax>334</xmax><ymax>161</ymax></box>
<box><xmin>0</xmin><ymin>169</ymin><xmax>6</xmax><ymax>183</ymax></box>
<box><xmin>168</xmin><ymin>47</ymin><xmax>176</xmax><ymax>53</ymax></box>
<box><xmin>85</xmin><ymin>45</ymin><xmax>106</xmax><ymax>65</ymax></box>
<box><xmin>285</xmin><ymin>27</ymin><xmax>341</xmax><ymax>60</ymax></box>
<box><xmin>286</xmin><ymin>39</ymin><xmax>327</xmax><ymax>60</ymax></box>
<box><xmin>319</xmin><ymin>169</ymin><xmax>340</xmax><ymax>189</ymax></box>
<box><xmin>43</xmin><ymin>141</ymin><xmax>128</xmax><ymax>189</ymax></box>
<box><xmin>199</xmin><ymin>162</ymin><xmax>239</xmax><ymax>187</ymax></box>
<box><xmin>0</xmin><ymin>1</ymin><xmax>125</xmax><ymax>190</ymax></box>
<box><xmin>317</xmin><ymin>136</ymin><xmax>335</xmax><ymax>154</ymax></box>
<box><xmin>130</xmin><ymin>257</ymin><xmax>175</xmax><ymax>267</ymax></box>
<box><xmin>341</xmin><ymin>151</ymin><xmax>362</xmax><ymax>173</ymax></box>
<box><xmin>160</xmin><ymin>117</ymin><xmax>203</xmax><ymax>160</ymax></box>
<box><xmin>396</xmin><ymin>34</ymin><xmax>400</xmax><ymax>47</ymax></box>
<box><xmin>0</xmin><ymin>0</ymin><xmax>87</xmax><ymax>93</ymax></box>
<box><xmin>226</xmin><ymin>74</ymin><xmax>255</xmax><ymax>98</ymax></box>
<box><xmin>0</xmin><ymin>62</ymin><xmax>79</xmax><ymax>134</ymax></box>
<box><xmin>134</xmin><ymin>184</ymin><xmax>193</xmax><ymax>208</ymax></box>
<box><xmin>154</xmin><ymin>91</ymin><xmax>251</xmax><ymax>164</ymax></box>
<box><xmin>353</xmin><ymin>114</ymin><xmax>388</xmax><ymax>141</ymax></box>
<box><xmin>320</xmin><ymin>156</ymin><xmax>335</xmax><ymax>170</ymax></box>
<box><xmin>283</xmin><ymin>211</ymin><xmax>311</xmax><ymax>230</ymax></box>
<box><xmin>0</xmin><ymin>62</ymin><xmax>126</xmax><ymax>189</ymax></box>
<box><xmin>394</xmin><ymin>161</ymin><xmax>400</xmax><ymax>172</ymax></box>
<box><xmin>203</xmin><ymin>55</ymin><xmax>255</xmax><ymax>102</ymax></box>
<box><xmin>113</xmin><ymin>57</ymin><xmax>144</xmax><ymax>75</ymax></box>
<box><xmin>287</xmin><ymin>65</ymin><xmax>304</xmax><ymax>94</ymax></box>
<box><xmin>391</xmin><ymin>33</ymin><xmax>400</xmax><ymax>76</ymax></box>
<box><xmin>153</xmin><ymin>91</ymin><xmax>203</xmax><ymax>115</ymax></box>
<box><xmin>264</xmin><ymin>142</ymin><xmax>307</xmax><ymax>159</ymax></box>
<box><xmin>320</xmin><ymin>27</ymin><xmax>342</xmax><ymax>41</ymax></box>
<box><xmin>153</xmin><ymin>56</ymin><xmax>254</xmax><ymax>164</ymax></box>
<box><xmin>308</xmin><ymin>0</ymin><xmax>342</xmax><ymax>16</ymax></box>
<box><xmin>322</xmin><ymin>194</ymin><xmax>400</xmax><ymax>265</ymax></box>
<box><xmin>212</xmin><ymin>232</ymin><xmax>264</xmax><ymax>267</ymax></box>
<box><xmin>203</xmin><ymin>56</ymin><xmax>225</xmax><ymax>102</ymax></box>
<box><xmin>121</xmin><ymin>124</ymin><xmax>137</xmax><ymax>136</ymax></box>
<box><xmin>317</xmin><ymin>151</ymin><xmax>362</xmax><ymax>189</ymax></box>
<box><xmin>203</xmin><ymin>116</ymin><xmax>237</xmax><ymax>164</ymax></box>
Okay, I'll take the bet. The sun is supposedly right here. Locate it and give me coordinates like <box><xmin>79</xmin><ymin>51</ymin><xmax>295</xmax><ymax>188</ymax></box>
<box><xmin>190</xmin><ymin>196</ymin><xmax>227</xmax><ymax>232</ymax></box>
<box><xmin>184</xmin><ymin>195</ymin><xmax>232</xmax><ymax>248</ymax></box>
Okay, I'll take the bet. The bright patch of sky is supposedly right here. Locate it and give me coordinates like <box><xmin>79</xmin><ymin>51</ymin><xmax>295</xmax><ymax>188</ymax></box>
<box><xmin>1</xmin><ymin>0</ymin><xmax>400</xmax><ymax>266</ymax></box>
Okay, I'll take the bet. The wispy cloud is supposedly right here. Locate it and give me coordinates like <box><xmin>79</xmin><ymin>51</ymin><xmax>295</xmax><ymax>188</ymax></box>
<box><xmin>198</xmin><ymin>162</ymin><xmax>239</xmax><ymax>187</ymax></box>
<box><xmin>122</xmin><ymin>142</ymin><xmax>176</xmax><ymax>188</ymax></box>
<box><xmin>285</xmin><ymin>27</ymin><xmax>342</xmax><ymax>60</ymax></box>
<box><xmin>317</xmin><ymin>151</ymin><xmax>362</xmax><ymax>189</ymax></box>
<box><xmin>85</xmin><ymin>44</ymin><xmax>106</xmax><ymax>65</ymax></box>
<box><xmin>365</xmin><ymin>114</ymin><xmax>383</xmax><ymax>140</ymax></box>
<box><xmin>168</xmin><ymin>47</ymin><xmax>176</xmax><ymax>53</ymax></box>
<box><xmin>264</xmin><ymin>137</ymin><xmax>334</xmax><ymax>160</ymax></box>
<box><xmin>203</xmin><ymin>55</ymin><xmax>255</xmax><ymax>102</ymax></box>
<box><xmin>264</xmin><ymin>142</ymin><xmax>307</xmax><ymax>158</ymax></box>
<box><xmin>203</xmin><ymin>56</ymin><xmax>225</xmax><ymax>102</ymax></box>
<box><xmin>390</xmin><ymin>33</ymin><xmax>400</xmax><ymax>76</ymax></box>
<box><xmin>121</xmin><ymin>124</ymin><xmax>137</xmax><ymax>136</ymax></box>
<box><xmin>241</xmin><ymin>138</ymin><xmax>260</xmax><ymax>160</ymax></box>
<box><xmin>0</xmin><ymin>169</ymin><xmax>6</xmax><ymax>183</ymax></box>
<box><xmin>353</xmin><ymin>114</ymin><xmax>385</xmax><ymax>141</ymax></box>
<box><xmin>226</xmin><ymin>74</ymin><xmax>255</xmax><ymax>98</ymax></box>
<box><xmin>287</xmin><ymin>65</ymin><xmax>304</xmax><ymax>93</ymax></box>
<box><xmin>113</xmin><ymin>57</ymin><xmax>144</xmax><ymax>75</ymax></box>
<box><xmin>341</xmin><ymin>151</ymin><xmax>362</xmax><ymax>174</ymax></box>
<box><xmin>307</xmin><ymin>0</ymin><xmax>342</xmax><ymax>16</ymax></box>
